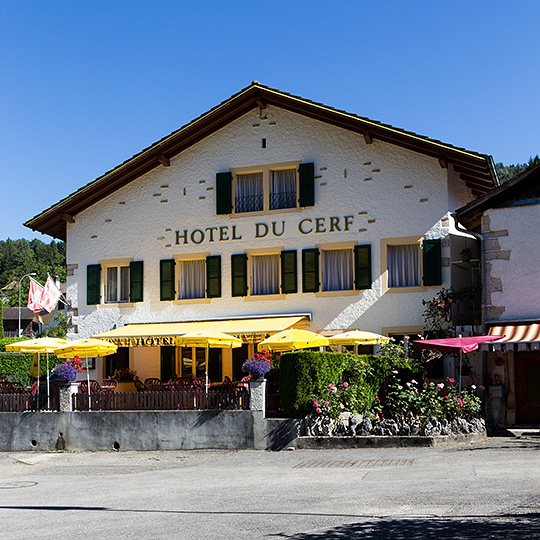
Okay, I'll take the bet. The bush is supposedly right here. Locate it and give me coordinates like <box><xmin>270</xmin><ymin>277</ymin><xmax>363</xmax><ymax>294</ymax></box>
<box><xmin>0</xmin><ymin>351</ymin><xmax>64</xmax><ymax>386</ymax></box>
<box><xmin>279</xmin><ymin>351</ymin><xmax>385</xmax><ymax>418</ymax></box>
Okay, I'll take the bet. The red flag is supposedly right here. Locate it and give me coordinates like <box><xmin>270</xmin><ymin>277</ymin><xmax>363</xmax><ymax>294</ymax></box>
<box><xmin>38</xmin><ymin>276</ymin><xmax>62</xmax><ymax>314</ymax></box>
<box><xmin>27</xmin><ymin>278</ymin><xmax>44</xmax><ymax>314</ymax></box>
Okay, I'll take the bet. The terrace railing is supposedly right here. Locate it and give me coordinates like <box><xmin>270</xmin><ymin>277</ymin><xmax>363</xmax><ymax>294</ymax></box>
<box><xmin>0</xmin><ymin>392</ymin><xmax>60</xmax><ymax>412</ymax></box>
<box><xmin>72</xmin><ymin>388</ymin><xmax>250</xmax><ymax>412</ymax></box>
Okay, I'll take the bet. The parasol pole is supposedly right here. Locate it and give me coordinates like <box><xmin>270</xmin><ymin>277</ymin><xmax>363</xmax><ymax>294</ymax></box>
<box><xmin>46</xmin><ymin>353</ymin><xmax>50</xmax><ymax>410</ymax></box>
<box><xmin>205</xmin><ymin>344</ymin><xmax>209</xmax><ymax>394</ymax></box>
<box><xmin>459</xmin><ymin>349</ymin><xmax>463</xmax><ymax>394</ymax></box>
<box><xmin>86</xmin><ymin>356</ymin><xmax>91</xmax><ymax>410</ymax></box>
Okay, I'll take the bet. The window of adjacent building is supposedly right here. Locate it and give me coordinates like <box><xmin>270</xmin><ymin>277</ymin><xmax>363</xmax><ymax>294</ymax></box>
<box><xmin>216</xmin><ymin>162</ymin><xmax>314</xmax><ymax>215</ymax></box>
<box><xmin>321</xmin><ymin>248</ymin><xmax>354</xmax><ymax>291</ymax></box>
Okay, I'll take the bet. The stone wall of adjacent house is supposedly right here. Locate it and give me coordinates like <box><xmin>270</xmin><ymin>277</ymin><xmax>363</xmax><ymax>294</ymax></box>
<box><xmin>0</xmin><ymin>411</ymin><xmax>301</xmax><ymax>452</ymax></box>
<box><xmin>483</xmin><ymin>204</ymin><xmax>540</xmax><ymax>321</ymax></box>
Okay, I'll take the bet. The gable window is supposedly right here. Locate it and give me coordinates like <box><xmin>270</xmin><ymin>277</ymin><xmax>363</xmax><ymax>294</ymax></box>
<box><xmin>321</xmin><ymin>249</ymin><xmax>353</xmax><ymax>291</ymax></box>
<box><xmin>270</xmin><ymin>169</ymin><xmax>297</xmax><ymax>210</ymax></box>
<box><xmin>216</xmin><ymin>161</ymin><xmax>314</xmax><ymax>215</ymax></box>
<box><xmin>235</xmin><ymin>172</ymin><xmax>263</xmax><ymax>213</ymax></box>
<box><xmin>387</xmin><ymin>244</ymin><xmax>420</xmax><ymax>288</ymax></box>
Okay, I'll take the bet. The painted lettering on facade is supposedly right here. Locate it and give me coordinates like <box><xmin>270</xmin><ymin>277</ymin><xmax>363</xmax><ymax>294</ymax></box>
<box><xmin>174</xmin><ymin>215</ymin><xmax>356</xmax><ymax>245</ymax></box>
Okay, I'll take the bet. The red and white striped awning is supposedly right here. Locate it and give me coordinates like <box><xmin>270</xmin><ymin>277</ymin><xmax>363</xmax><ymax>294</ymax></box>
<box><xmin>488</xmin><ymin>323</ymin><xmax>540</xmax><ymax>343</ymax></box>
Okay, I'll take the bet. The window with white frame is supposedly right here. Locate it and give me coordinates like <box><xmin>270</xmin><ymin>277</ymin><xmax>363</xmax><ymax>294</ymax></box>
<box><xmin>387</xmin><ymin>244</ymin><xmax>420</xmax><ymax>287</ymax></box>
<box><xmin>106</xmin><ymin>266</ymin><xmax>130</xmax><ymax>303</ymax></box>
<box><xmin>178</xmin><ymin>259</ymin><xmax>205</xmax><ymax>299</ymax></box>
<box><xmin>270</xmin><ymin>169</ymin><xmax>297</xmax><ymax>210</ymax></box>
<box><xmin>321</xmin><ymin>248</ymin><xmax>354</xmax><ymax>291</ymax></box>
<box><xmin>250</xmin><ymin>254</ymin><xmax>280</xmax><ymax>295</ymax></box>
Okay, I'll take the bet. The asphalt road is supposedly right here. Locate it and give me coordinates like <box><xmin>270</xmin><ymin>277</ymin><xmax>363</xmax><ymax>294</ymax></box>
<box><xmin>0</xmin><ymin>436</ymin><xmax>539</xmax><ymax>539</ymax></box>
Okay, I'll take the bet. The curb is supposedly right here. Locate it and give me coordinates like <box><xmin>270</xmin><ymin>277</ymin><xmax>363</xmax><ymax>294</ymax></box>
<box><xmin>296</xmin><ymin>431</ymin><xmax>486</xmax><ymax>449</ymax></box>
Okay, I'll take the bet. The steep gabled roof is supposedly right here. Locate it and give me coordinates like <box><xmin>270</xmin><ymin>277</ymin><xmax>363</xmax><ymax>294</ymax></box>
<box><xmin>25</xmin><ymin>81</ymin><xmax>498</xmax><ymax>240</ymax></box>
<box><xmin>455</xmin><ymin>162</ymin><xmax>540</xmax><ymax>230</ymax></box>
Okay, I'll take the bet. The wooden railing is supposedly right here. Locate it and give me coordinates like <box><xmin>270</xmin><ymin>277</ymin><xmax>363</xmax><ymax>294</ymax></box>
<box><xmin>0</xmin><ymin>393</ymin><xmax>60</xmax><ymax>412</ymax></box>
<box><xmin>72</xmin><ymin>388</ymin><xmax>250</xmax><ymax>411</ymax></box>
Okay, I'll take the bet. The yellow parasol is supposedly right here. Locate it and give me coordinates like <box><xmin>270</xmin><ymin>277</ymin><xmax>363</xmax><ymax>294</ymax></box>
<box><xmin>6</xmin><ymin>337</ymin><xmax>68</xmax><ymax>409</ymax></box>
<box><xmin>54</xmin><ymin>339</ymin><xmax>118</xmax><ymax>409</ymax></box>
<box><xmin>328</xmin><ymin>330</ymin><xmax>390</xmax><ymax>346</ymax></box>
<box><xmin>257</xmin><ymin>328</ymin><xmax>329</xmax><ymax>353</ymax></box>
<box><xmin>175</xmin><ymin>330</ymin><xmax>243</xmax><ymax>389</ymax></box>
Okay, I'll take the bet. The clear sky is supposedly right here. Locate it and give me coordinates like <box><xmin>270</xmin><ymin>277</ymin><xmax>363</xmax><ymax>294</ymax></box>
<box><xmin>1</xmin><ymin>1</ymin><xmax>539</xmax><ymax>241</ymax></box>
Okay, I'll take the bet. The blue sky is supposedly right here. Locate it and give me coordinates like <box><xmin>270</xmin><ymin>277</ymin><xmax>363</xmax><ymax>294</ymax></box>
<box><xmin>1</xmin><ymin>1</ymin><xmax>539</xmax><ymax>241</ymax></box>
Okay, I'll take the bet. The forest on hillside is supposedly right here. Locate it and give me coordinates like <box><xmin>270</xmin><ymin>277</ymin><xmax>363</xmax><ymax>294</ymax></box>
<box><xmin>0</xmin><ymin>239</ymin><xmax>66</xmax><ymax>307</ymax></box>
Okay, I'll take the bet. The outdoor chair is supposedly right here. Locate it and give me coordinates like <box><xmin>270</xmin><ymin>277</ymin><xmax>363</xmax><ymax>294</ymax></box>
<box><xmin>144</xmin><ymin>378</ymin><xmax>164</xmax><ymax>392</ymax></box>
<box><xmin>79</xmin><ymin>380</ymin><xmax>102</xmax><ymax>394</ymax></box>
<box><xmin>101</xmin><ymin>379</ymin><xmax>118</xmax><ymax>392</ymax></box>
<box><xmin>192</xmin><ymin>377</ymin><xmax>208</xmax><ymax>391</ymax></box>
<box><xmin>134</xmin><ymin>379</ymin><xmax>145</xmax><ymax>392</ymax></box>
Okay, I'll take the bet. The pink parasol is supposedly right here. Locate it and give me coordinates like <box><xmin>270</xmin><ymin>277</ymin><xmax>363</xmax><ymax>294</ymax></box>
<box><xmin>412</xmin><ymin>335</ymin><xmax>504</xmax><ymax>391</ymax></box>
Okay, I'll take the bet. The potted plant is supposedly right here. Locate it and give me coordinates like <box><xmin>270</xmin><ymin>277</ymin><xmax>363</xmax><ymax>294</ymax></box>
<box><xmin>242</xmin><ymin>350</ymin><xmax>272</xmax><ymax>380</ymax></box>
<box><xmin>461</xmin><ymin>248</ymin><xmax>473</xmax><ymax>263</ymax></box>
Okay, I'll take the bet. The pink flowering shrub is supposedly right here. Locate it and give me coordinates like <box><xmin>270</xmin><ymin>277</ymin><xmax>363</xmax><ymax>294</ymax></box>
<box><xmin>310</xmin><ymin>381</ymin><xmax>356</xmax><ymax>419</ymax></box>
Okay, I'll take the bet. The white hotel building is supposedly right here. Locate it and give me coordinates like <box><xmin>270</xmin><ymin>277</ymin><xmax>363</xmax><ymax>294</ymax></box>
<box><xmin>26</xmin><ymin>83</ymin><xmax>498</xmax><ymax>384</ymax></box>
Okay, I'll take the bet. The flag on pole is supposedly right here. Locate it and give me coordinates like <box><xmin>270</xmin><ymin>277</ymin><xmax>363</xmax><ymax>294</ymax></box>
<box><xmin>27</xmin><ymin>278</ymin><xmax>44</xmax><ymax>314</ymax></box>
<box><xmin>38</xmin><ymin>276</ymin><xmax>62</xmax><ymax>314</ymax></box>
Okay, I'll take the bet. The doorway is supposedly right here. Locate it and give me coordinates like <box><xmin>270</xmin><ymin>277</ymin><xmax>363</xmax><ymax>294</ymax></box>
<box><xmin>515</xmin><ymin>351</ymin><xmax>540</xmax><ymax>424</ymax></box>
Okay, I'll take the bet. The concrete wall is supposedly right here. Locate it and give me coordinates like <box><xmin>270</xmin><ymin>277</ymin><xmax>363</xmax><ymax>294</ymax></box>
<box><xmin>65</xmin><ymin>105</ymin><xmax>477</xmax><ymax>342</ymax></box>
<box><xmin>0</xmin><ymin>411</ymin><xmax>300</xmax><ymax>452</ymax></box>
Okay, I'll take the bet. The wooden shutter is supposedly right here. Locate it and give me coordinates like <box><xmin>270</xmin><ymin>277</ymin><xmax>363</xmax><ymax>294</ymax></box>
<box><xmin>206</xmin><ymin>255</ymin><xmax>221</xmax><ymax>298</ymax></box>
<box><xmin>216</xmin><ymin>172</ymin><xmax>233</xmax><ymax>214</ymax></box>
<box><xmin>160</xmin><ymin>259</ymin><xmax>175</xmax><ymax>301</ymax></box>
<box><xmin>129</xmin><ymin>261</ymin><xmax>144</xmax><ymax>302</ymax></box>
<box><xmin>354</xmin><ymin>245</ymin><xmax>372</xmax><ymax>290</ymax></box>
<box><xmin>231</xmin><ymin>254</ymin><xmax>248</xmax><ymax>297</ymax></box>
<box><xmin>302</xmin><ymin>248</ymin><xmax>319</xmax><ymax>293</ymax></box>
<box><xmin>423</xmin><ymin>239</ymin><xmax>442</xmax><ymax>286</ymax></box>
<box><xmin>86</xmin><ymin>264</ymin><xmax>101</xmax><ymax>305</ymax></box>
<box><xmin>298</xmin><ymin>162</ymin><xmax>315</xmax><ymax>207</ymax></box>
<box><xmin>280</xmin><ymin>250</ymin><xmax>297</xmax><ymax>294</ymax></box>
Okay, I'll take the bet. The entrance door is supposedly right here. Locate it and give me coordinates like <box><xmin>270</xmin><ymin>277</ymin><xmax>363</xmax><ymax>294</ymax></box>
<box><xmin>515</xmin><ymin>351</ymin><xmax>540</xmax><ymax>424</ymax></box>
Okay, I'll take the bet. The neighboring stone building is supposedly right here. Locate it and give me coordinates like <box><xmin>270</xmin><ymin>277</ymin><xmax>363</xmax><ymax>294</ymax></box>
<box><xmin>25</xmin><ymin>82</ymin><xmax>498</xmax><ymax>384</ymax></box>
<box><xmin>455</xmin><ymin>163</ymin><xmax>540</xmax><ymax>425</ymax></box>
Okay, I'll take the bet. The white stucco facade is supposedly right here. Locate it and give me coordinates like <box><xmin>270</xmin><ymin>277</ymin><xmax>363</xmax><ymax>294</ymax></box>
<box><xmin>65</xmin><ymin>105</ymin><xmax>478</xmax><ymax>340</ymax></box>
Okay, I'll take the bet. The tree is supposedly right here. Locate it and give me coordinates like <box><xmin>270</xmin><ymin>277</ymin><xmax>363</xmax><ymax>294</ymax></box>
<box><xmin>495</xmin><ymin>155</ymin><xmax>540</xmax><ymax>184</ymax></box>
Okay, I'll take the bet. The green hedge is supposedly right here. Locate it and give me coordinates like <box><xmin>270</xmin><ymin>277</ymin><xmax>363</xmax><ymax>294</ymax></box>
<box><xmin>0</xmin><ymin>351</ymin><xmax>64</xmax><ymax>386</ymax></box>
<box><xmin>279</xmin><ymin>351</ymin><xmax>417</xmax><ymax>418</ymax></box>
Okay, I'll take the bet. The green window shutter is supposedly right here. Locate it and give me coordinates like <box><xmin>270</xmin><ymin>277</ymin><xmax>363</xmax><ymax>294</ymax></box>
<box><xmin>298</xmin><ymin>162</ymin><xmax>315</xmax><ymax>207</ymax></box>
<box><xmin>280</xmin><ymin>250</ymin><xmax>297</xmax><ymax>294</ymax></box>
<box><xmin>86</xmin><ymin>264</ymin><xmax>101</xmax><ymax>305</ymax></box>
<box><xmin>423</xmin><ymin>239</ymin><xmax>442</xmax><ymax>286</ymax></box>
<box><xmin>354</xmin><ymin>245</ymin><xmax>372</xmax><ymax>290</ymax></box>
<box><xmin>206</xmin><ymin>255</ymin><xmax>221</xmax><ymax>298</ymax></box>
<box><xmin>129</xmin><ymin>261</ymin><xmax>144</xmax><ymax>302</ymax></box>
<box><xmin>216</xmin><ymin>172</ymin><xmax>232</xmax><ymax>215</ymax></box>
<box><xmin>160</xmin><ymin>259</ymin><xmax>176</xmax><ymax>301</ymax></box>
<box><xmin>302</xmin><ymin>248</ymin><xmax>319</xmax><ymax>293</ymax></box>
<box><xmin>231</xmin><ymin>254</ymin><xmax>248</xmax><ymax>297</ymax></box>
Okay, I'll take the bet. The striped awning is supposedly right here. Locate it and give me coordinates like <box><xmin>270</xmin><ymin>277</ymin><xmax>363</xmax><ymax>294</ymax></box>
<box><xmin>489</xmin><ymin>323</ymin><xmax>540</xmax><ymax>343</ymax></box>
